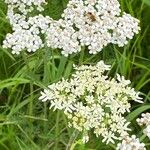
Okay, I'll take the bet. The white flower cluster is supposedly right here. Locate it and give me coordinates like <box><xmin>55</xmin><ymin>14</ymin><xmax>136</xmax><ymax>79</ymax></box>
<box><xmin>46</xmin><ymin>19</ymin><xmax>81</xmax><ymax>56</ymax></box>
<box><xmin>137</xmin><ymin>113</ymin><xmax>150</xmax><ymax>139</ymax></box>
<box><xmin>3</xmin><ymin>8</ymin><xmax>52</xmax><ymax>54</ymax></box>
<box><xmin>3</xmin><ymin>0</ymin><xmax>140</xmax><ymax>56</ymax></box>
<box><xmin>116</xmin><ymin>135</ymin><xmax>146</xmax><ymax>150</ymax></box>
<box><xmin>39</xmin><ymin>61</ymin><xmax>143</xmax><ymax>144</ymax></box>
<box><xmin>58</xmin><ymin>0</ymin><xmax>140</xmax><ymax>55</ymax></box>
<box><xmin>5</xmin><ymin>0</ymin><xmax>46</xmax><ymax>15</ymax></box>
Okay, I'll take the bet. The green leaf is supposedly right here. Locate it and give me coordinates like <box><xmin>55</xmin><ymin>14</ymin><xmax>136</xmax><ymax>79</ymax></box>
<box><xmin>64</xmin><ymin>61</ymin><xmax>73</xmax><ymax>78</ymax></box>
<box><xmin>0</xmin><ymin>78</ymin><xmax>30</xmax><ymax>89</ymax></box>
<box><xmin>143</xmin><ymin>0</ymin><xmax>150</xmax><ymax>6</ymax></box>
<box><xmin>8</xmin><ymin>99</ymin><xmax>29</xmax><ymax>117</ymax></box>
<box><xmin>45</xmin><ymin>0</ymin><xmax>68</xmax><ymax>19</ymax></box>
<box><xmin>56</xmin><ymin>56</ymin><xmax>67</xmax><ymax>79</ymax></box>
<box><xmin>126</xmin><ymin>105</ymin><xmax>150</xmax><ymax>121</ymax></box>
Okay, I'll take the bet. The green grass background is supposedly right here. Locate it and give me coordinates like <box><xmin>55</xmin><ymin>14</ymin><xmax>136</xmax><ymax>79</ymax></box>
<box><xmin>0</xmin><ymin>0</ymin><xmax>150</xmax><ymax>149</ymax></box>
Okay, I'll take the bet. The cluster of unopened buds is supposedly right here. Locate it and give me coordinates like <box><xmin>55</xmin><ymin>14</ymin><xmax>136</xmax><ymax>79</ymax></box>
<box><xmin>137</xmin><ymin>113</ymin><xmax>150</xmax><ymax>139</ymax></box>
<box><xmin>39</xmin><ymin>61</ymin><xmax>143</xmax><ymax>146</ymax></box>
<box><xmin>3</xmin><ymin>0</ymin><xmax>140</xmax><ymax>56</ymax></box>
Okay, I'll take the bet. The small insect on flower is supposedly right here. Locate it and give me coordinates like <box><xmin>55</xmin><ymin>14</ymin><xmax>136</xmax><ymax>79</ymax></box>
<box><xmin>3</xmin><ymin>0</ymin><xmax>141</xmax><ymax>56</ymax></box>
<box><xmin>86</xmin><ymin>12</ymin><xmax>96</xmax><ymax>22</ymax></box>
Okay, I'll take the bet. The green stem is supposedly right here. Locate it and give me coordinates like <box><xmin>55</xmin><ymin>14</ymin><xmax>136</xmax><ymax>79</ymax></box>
<box><xmin>109</xmin><ymin>144</ymin><xmax>116</xmax><ymax>150</ymax></box>
<box><xmin>29</xmin><ymin>83</ymin><xmax>33</xmax><ymax>117</ymax></box>
<box><xmin>79</xmin><ymin>46</ymin><xmax>85</xmax><ymax>65</ymax></box>
<box><xmin>51</xmin><ymin>49</ymin><xmax>56</xmax><ymax>81</ymax></box>
<box><xmin>21</xmin><ymin>52</ymin><xmax>30</xmax><ymax>71</ymax></box>
<box><xmin>66</xmin><ymin>130</ymin><xmax>79</xmax><ymax>150</ymax></box>
<box><xmin>54</xmin><ymin>111</ymin><xmax>60</xmax><ymax>150</ymax></box>
<box><xmin>44</xmin><ymin>102</ymin><xmax>48</xmax><ymax>134</ymax></box>
<box><xmin>140</xmin><ymin>134</ymin><xmax>146</xmax><ymax>142</ymax></box>
<box><xmin>43</xmin><ymin>47</ymin><xmax>51</xmax><ymax>84</ymax></box>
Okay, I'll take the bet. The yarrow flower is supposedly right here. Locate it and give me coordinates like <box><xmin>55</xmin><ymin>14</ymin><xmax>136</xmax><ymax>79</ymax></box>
<box><xmin>116</xmin><ymin>135</ymin><xmax>146</xmax><ymax>150</ymax></box>
<box><xmin>5</xmin><ymin>0</ymin><xmax>46</xmax><ymax>15</ymax></box>
<box><xmin>3</xmin><ymin>0</ymin><xmax>52</xmax><ymax>54</ymax></box>
<box><xmin>137</xmin><ymin>113</ymin><xmax>150</xmax><ymax>138</ymax></box>
<box><xmin>39</xmin><ymin>61</ymin><xmax>143</xmax><ymax>144</ymax></box>
<box><xmin>3</xmin><ymin>0</ymin><xmax>140</xmax><ymax>56</ymax></box>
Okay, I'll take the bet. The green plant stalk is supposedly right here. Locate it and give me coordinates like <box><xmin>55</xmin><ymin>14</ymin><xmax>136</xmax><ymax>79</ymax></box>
<box><xmin>54</xmin><ymin>111</ymin><xmax>60</xmax><ymax>150</ymax></box>
<box><xmin>66</xmin><ymin>129</ymin><xmax>79</xmax><ymax>150</ymax></box>
<box><xmin>79</xmin><ymin>46</ymin><xmax>85</xmax><ymax>65</ymax></box>
<box><xmin>29</xmin><ymin>83</ymin><xmax>33</xmax><ymax>117</ymax></box>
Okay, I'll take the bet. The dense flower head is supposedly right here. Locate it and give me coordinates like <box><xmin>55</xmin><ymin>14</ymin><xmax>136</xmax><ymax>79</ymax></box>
<box><xmin>3</xmin><ymin>0</ymin><xmax>140</xmax><ymax>56</ymax></box>
<box><xmin>5</xmin><ymin>0</ymin><xmax>46</xmax><ymax>15</ymax></box>
<box><xmin>39</xmin><ymin>61</ymin><xmax>143</xmax><ymax>144</ymax></box>
<box><xmin>116</xmin><ymin>135</ymin><xmax>146</xmax><ymax>150</ymax></box>
<box><xmin>3</xmin><ymin>11</ymin><xmax>52</xmax><ymax>54</ymax></box>
<box><xmin>137</xmin><ymin>113</ymin><xmax>150</xmax><ymax>138</ymax></box>
<box><xmin>46</xmin><ymin>19</ymin><xmax>81</xmax><ymax>56</ymax></box>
